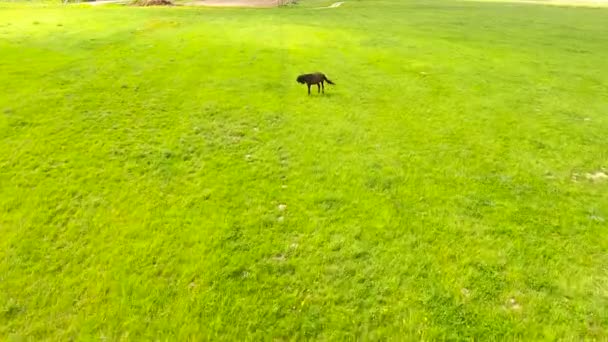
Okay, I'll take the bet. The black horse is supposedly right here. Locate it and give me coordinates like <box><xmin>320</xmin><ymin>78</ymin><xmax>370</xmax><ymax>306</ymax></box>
<box><xmin>296</xmin><ymin>72</ymin><xmax>335</xmax><ymax>95</ymax></box>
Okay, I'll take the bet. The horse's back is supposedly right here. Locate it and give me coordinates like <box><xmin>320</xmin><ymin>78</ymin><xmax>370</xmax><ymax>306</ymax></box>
<box><xmin>310</xmin><ymin>73</ymin><xmax>324</xmax><ymax>83</ymax></box>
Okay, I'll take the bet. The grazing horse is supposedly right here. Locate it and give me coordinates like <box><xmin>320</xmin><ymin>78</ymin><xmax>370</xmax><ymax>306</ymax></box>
<box><xmin>296</xmin><ymin>72</ymin><xmax>335</xmax><ymax>95</ymax></box>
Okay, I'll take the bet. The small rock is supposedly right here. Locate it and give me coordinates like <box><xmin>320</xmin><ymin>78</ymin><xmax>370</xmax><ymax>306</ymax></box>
<box><xmin>507</xmin><ymin>297</ymin><xmax>521</xmax><ymax>310</ymax></box>
<box><xmin>271</xmin><ymin>254</ymin><xmax>286</xmax><ymax>262</ymax></box>
<box><xmin>571</xmin><ymin>172</ymin><xmax>580</xmax><ymax>182</ymax></box>
<box><xmin>589</xmin><ymin>215</ymin><xmax>605</xmax><ymax>222</ymax></box>
<box><xmin>585</xmin><ymin>171</ymin><xmax>608</xmax><ymax>182</ymax></box>
<box><xmin>278</xmin><ymin>204</ymin><xmax>287</xmax><ymax>211</ymax></box>
<box><xmin>277</xmin><ymin>216</ymin><xmax>284</xmax><ymax>223</ymax></box>
<box><xmin>461</xmin><ymin>288</ymin><xmax>470</xmax><ymax>297</ymax></box>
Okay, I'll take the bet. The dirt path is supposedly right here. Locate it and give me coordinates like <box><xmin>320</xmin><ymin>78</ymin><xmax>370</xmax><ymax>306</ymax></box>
<box><xmin>87</xmin><ymin>0</ymin><xmax>284</xmax><ymax>6</ymax></box>
<box><xmin>86</xmin><ymin>0</ymin><xmax>346</xmax><ymax>7</ymax></box>
<box><xmin>315</xmin><ymin>1</ymin><xmax>343</xmax><ymax>8</ymax></box>
<box><xmin>185</xmin><ymin>0</ymin><xmax>282</xmax><ymax>7</ymax></box>
<box><xmin>188</xmin><ymin>0</ymin><xmax>345</xmax><ymax>7</ymax></box>
<box><xmin>87</xmin><ymin>0</ymin><xmax>128</xmax><ymax>5</ymax></box>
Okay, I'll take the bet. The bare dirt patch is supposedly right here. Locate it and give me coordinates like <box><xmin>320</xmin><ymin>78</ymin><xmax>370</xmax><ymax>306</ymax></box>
<box><xmin>89</xmin><ymin>0</ymin><xmax>293</xmax><ymax>7</ymax></box>
<box><xmin>87</xmin><ymin>0</ymin><xmax>129</xmax><ymax>5</ymax></box>
<box><xmin>132</xmin><ymin>0</ymin><xmax>173</xmax><ymax>6</ymax></box>
<box><xmin>185</xmin><ymin>0</ymin><xmax>283</xmax><ymax>7</ymax></box>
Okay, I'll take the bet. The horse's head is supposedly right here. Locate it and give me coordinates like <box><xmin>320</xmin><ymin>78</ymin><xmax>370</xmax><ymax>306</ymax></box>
<box><xmin>296</xmin><ymin>75</ymin><xmax>306</xmax><ymax>84</ymax></box>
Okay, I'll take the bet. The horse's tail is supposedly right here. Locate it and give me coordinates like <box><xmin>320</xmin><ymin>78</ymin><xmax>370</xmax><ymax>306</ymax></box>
<box><xmin>324</xmin><ymin>75</ymin><xmax>335</xmax><ymax>85</ymax></box>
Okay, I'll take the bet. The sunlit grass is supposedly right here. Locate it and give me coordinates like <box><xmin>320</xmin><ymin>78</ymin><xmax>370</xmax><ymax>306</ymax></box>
<box><xmin>1</xmin><ymin>0</ymin><xmax>607</xmax><ymax>339</ymax></box>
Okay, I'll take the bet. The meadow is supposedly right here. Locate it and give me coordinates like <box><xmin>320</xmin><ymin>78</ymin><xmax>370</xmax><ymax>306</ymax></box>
<box><xmin>1</xmin><ymin>0</ymin><xmax>607</xmax><ymax>339</ymax></box>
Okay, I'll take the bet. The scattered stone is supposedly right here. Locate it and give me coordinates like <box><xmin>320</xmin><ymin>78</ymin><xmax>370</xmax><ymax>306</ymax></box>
<box><xmin>277</xmin><ymin>216</ymin><xmax>284</xmax><ymax>223</ymax></box>
<box><xmin>278</xmin><ymin>204</ymin><xmax>287</xmax><ymax>211</ymax></box>
<box><xmin>507</xmin><ymin>297</ymin><xmax>521</xmax><ymax>310</ymax></box>
<box><xmin>571</xmin><ymin>172</ymin><xmax>580</xmax><ymax>182</ymax></box>
<box><xmin>461</xmin><ymin>288</ymin><xmax>471</xmax><ymax>297</ymax></box>
<box><xmin>271</xmin><ymin>254</ymin><xmax>286</xmax><ymax>262</ymax></box>
<box><xmin>585</xmin><ymin>171</ymin><xmax>608</xmax><ymax>182</ymax></box>
<box><xmin>589</xmin><ymin>215</ymin><xmax>605</xmax><ymax>222</ymax></box>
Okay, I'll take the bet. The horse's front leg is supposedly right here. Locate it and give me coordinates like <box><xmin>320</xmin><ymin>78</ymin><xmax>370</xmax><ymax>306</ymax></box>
<box><xmin>317</xmin><ymin>83</ymin><xmax>321</xmax><ymax>93</ymax></box>
<box><xmin>321</xmin><ymin>81</ymin><xmax>325</xmax><ymax>94</ymax></box>
<box><xmin>307</xmin><ymin>84</ymin><xmax>311</xmax><ymax>95</ymax></box>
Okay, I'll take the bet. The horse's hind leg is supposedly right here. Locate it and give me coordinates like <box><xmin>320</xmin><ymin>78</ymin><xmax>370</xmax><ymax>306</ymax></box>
<box><xmin>317</xmin><ymin>83</ymin><xmax>321</xmax><ymax>94</ymax></box>
<box><xmin>307</xmin><ymin>84</ymin><xmax>311</xmax><ymax>95</ymax></box>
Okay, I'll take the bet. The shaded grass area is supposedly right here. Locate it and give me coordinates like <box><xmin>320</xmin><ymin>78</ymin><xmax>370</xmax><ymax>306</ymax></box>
<box><xmin>1</xmin><ymin>0</ymin><xmax>607</xmax><ymax>339</ymax></box>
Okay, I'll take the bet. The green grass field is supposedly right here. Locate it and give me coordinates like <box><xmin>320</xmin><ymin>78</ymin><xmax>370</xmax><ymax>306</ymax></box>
<box><xmin>1</xmin><ymin>0</ymin><xmax>608</xmax><ymax>339</ymax></box>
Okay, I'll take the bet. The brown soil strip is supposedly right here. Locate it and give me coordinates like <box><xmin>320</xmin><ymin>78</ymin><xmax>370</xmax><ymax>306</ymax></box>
<box><xmin>185</xmin><ymin>0</ymin><xmax>282</xmax><ymax>7</ymax></box>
